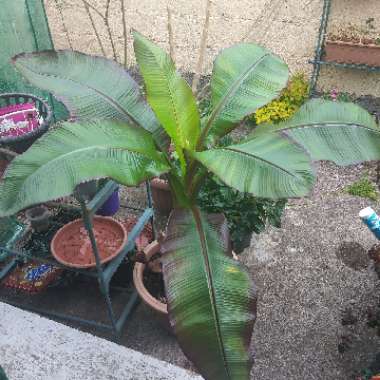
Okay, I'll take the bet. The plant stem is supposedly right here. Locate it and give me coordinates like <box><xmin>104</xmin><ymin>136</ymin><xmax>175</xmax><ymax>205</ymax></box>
<box><xmin>167</xmin><ymin>6</ymin><xmax>175</xmax><ymax>62</ymax></box>
<box><xmin>121</xmin><ymin>0</ymin><xmax>128</xmax><ymax>68</ymax></box>
<box><xmin>82</xmin><ymin>0</ymin><xmax>107</xmax><ymax>57</ymax></box>
<box><xmin>53</xmin><ymin>0</ymin><xmax>73</xmax><ymax>50</ymax></box>
<box><xmin>192</xmin><ymin>0</ymin><xmax>212</xmax><ymax>94</ymax></box>
<box><xmin>104</xmin><ymin>0</ymin><xmax>118</xmax><ymax>61</ymax></box>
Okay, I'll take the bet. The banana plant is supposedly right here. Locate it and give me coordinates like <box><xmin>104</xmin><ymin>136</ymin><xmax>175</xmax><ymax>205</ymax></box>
<box><xmin>1</xmin><ymin>31</ymin><xmax>380</xmax><ymax>380</ymax></box>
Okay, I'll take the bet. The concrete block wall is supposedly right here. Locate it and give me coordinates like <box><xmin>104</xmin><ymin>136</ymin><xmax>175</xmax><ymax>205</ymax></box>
<box><xmin>45</xmin><ymin>0</ymin><xmax>380</xmax><ymax>96</ymax></box>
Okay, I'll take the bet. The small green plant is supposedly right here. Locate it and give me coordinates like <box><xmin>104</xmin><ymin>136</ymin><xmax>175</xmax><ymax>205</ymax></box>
<box><xmin>322</xmin><ymin>88</ymin><xmax>355</xmax><ymax>103</ymax></box>
<box><xmin>197</xmin><ymin>175</ymin><xmax>286</xmax><ymax>253</ymax></box>
<box><xmin>346</xmin><ymin>177</ymin><xmax>379</xmax><ymax>201</ymax></box>
<box><xmin>253</xmin><ymin>72</ymin><xmax>309</xmax><ymax>125</ymax></box>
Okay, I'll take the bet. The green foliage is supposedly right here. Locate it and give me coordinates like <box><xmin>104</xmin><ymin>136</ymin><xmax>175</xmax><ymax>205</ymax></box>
<box><xmin>345</xmin><ymin>177</ymin><xmax>379</xmax><ymax>201</ymax></box>
<box><xmin>0</xmin><ymin>120</ymin><xmax>169</xmax><ymax>216</ymax></box>
<box><xmin>322</xmin><ymin>88</ymin><xmax>355</xmax><ymax>103</ymax></box>
<box><xmin>197</xmin><ymin>175</ymin><xmax>286</xmax><ymax>252</ymax></box>
<box><xmin>0</xmin><ymin>366</ymin><xmax>8</xmax><ymax>380</ymax></box>
<box><xmin>205</xmin><ymin>43</ymin><xmax>289</xmax><ymax>143</ymax></box>
<box><xmin>252</xmin><ymin>99</ymin><xmax>379</xmax><ymax>166</ymax></box>
<box><xmin>162</xmin><ymin>209</ymin><xmax>256</xmax><ymax>380</ymax></box>
<box><xmin>253</xmin><ymin>72</ymin><xmax>309</xmax><ymax>125</ymax></box>
<box><xmin>133</xmin><ymin>31</ymin><xmax>200</xmax><ymax>172</ymax></box>
<box><xmin>4</xmin><ymin>32</ymin><xmax>380</xmax><ymax>380</ymax></box>
<box><xmin>193</xmin><ymin>133</ymin><xmax>315</xmax><ymax>198</ymax></box>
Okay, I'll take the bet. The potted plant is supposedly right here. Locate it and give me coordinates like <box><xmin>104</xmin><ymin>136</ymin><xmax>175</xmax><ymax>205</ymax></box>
<box><xmin>0</xmin><ymin>93</ymin><xmax>53</xmax><ymax>153</ymax></box>
<box><xmin>325</xmin><ymin>19</ymin><xmax>380</xmax><ymax>67</ymax></box>
<box><xmin>133</xmin><ymin>239</ymin><xmax>239</xmax><ymax>329</ymax></box>
<box><xmin>1</xmin><ymin>31</ymin><xmax>380</xmax><ymax>379</ymax></box>
<box><xmin>197</xmin><ymin>172</ymin><xmax>286</xmax><ymax>253</ymax></box>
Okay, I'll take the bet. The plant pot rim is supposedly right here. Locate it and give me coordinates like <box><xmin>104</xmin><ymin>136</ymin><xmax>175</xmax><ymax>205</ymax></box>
<box><xmin>325</xmin><ymin>39</ymin><xmax>380</xmax><ymax>49</ymax></box>
<box><xmin>0</xmin><ymin>93</ymin><xmax>52</xmax><ymax>145</ymax></box>
<box><xmin>51</xmin><ymin>216</ymin><xmax>127</xmax><ymax>269</ymax></box>
<box><xmin>150</xmin><ymin>177</ymin><xmax>170</xmax><ymax>191</ymax></box>
<box><xmin>133</xmin><ymin>240</ymin><xmax>168</xmax><ymax>315</ymax></box>
<box><xmin>133</xmin><ymin>240</ymin><xmax>239</xmax><ymax>316</ymax></box>
<box><xmin>25</xmin><ymin>205</ymin><xmax>50</xmax><ymax>221</ymax></box>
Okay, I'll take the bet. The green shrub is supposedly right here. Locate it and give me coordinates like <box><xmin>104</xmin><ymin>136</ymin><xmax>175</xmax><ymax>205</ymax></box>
<box><xmin>345</xmin><ymin>177</ymin><xmax>379</xmax><ymax>201</ymax></box>
<box><xmin>197</xmin><ymin>175</ymin><xmax>286</xmax><ymax>252</ymax></box>
<box><xmin>253</xmin><ymin>72</ymin><xmax>309</xmax><ymax>125</ymax></box>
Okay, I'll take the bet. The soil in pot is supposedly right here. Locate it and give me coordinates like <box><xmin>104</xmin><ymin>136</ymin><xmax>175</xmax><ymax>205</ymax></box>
<box><xmin>51</xmin><ymin>217</ymin><xmax>127</xmax><ymax>268</ymax></box>
<box><xmin>143</xmin><ymin>259</ymin><xmax>167</xmax><ymax>305</ymax></box>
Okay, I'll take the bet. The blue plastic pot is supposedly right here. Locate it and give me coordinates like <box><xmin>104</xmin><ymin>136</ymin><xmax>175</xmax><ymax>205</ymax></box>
<box><xmin>96</xmin><ymin>188</ymin><xmax>120</xmax><ymax>216</ymax></box>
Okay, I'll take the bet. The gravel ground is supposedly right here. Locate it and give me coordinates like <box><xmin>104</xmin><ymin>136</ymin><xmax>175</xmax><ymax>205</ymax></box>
<box><xmin>240</xmin><ymin>161</ymin><xmax>380</xmax><ymax>379</ymax></box>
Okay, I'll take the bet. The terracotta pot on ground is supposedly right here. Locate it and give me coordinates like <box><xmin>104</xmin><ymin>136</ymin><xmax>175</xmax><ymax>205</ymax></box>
<box><xmin>133</xmin><ymin>240</ymin><xmax>238</xmax><ymax>330</ymax></box>
<box><xmin>150</xmin><ymin>178</ymin><xmax>173</xmax><ymax>216</ymax></box>
<box><xmin>133</xmin><ymin>240</ymin><xmax>169</xmax><ymax>329</ymax></box>
<box><xmin>324</xmin><ymin>40</ymin><xmax>380</xmax><ymax>67</ymax></box>
<box><xmin>51</xmin><ymin>216</ymin><xmax>127</xmax><ymax>268</ymax></box>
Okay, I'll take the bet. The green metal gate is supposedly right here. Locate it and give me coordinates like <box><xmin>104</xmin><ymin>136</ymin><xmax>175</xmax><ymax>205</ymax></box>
<box><xmin>0</xmin><ymin>0</ymin><xmax>67</xmax><ymax>119</ymax></box>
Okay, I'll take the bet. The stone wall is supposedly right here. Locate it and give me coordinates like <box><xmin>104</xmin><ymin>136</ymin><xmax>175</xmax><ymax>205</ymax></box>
<box><xmin>45</xmin><ymin>0</ymin><xmax>380</xmax><ymax>96</ymax></box>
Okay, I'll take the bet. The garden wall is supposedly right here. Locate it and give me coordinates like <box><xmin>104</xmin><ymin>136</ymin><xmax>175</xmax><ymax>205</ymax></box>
<box><xmin>45</xmin><ymin>0</ymin><xmax>380</xmax><ymax>96</ymax></box>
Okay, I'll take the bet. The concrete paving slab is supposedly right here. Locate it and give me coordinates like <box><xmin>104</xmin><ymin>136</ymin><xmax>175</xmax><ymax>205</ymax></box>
<box><xmin>0</xmin><ymin>302</ymin><xmax>202</xmax><ymax>380</ymax></box>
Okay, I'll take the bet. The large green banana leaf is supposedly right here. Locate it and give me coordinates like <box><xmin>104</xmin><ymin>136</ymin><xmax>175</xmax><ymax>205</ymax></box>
<box><xmin>133</xmin><ymin>32</ymin><xmax>200</xmax><ymax>168</ymax></box>
<box><xmin>0</xmin><ymin>120</ymin><xmax>169</xmax><ymax>216</ymax></box>
<box><xmin>12</xmin><ymin>50</ymin><xmax>162</xmax><ymax>136</ymax></box>
<box><xmin>161</xmin><ymin>208</ymin><xmax>256</xmax><ymax>380</ymax></box>
<box><xmin>252</xmin><ymin>99</ymin><xmax>380</xmax><ymax>165</ymax></box>
<box><xmin>192</xmin><ymin>133</ymin><xmax>315</xmax><ymax>198</ymax></box>
<box><xmin>203</xmin><ymin>43</ymin><xmax>288</xmax><ymax>144</ymax></box>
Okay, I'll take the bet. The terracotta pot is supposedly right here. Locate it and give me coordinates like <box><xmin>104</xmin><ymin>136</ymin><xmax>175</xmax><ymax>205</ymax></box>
<box><xmin>133</xmin><ymin>240</ymin><xmax>238</xmax><ymax>329</ymax></box>
<box><xmin>150</xmin><ymin>178</ymin><xmax>173</xmax><ymax>216</ymax></box>
<box><xmin>51</xmin><ymin>216</ymin><xmax>127</xmax><ymax>268</ymax></box>
<box><xmin>133</xmin><ymin>240</ymin><xmax>169</xmax><ymax>329</ymax></box>
<box><xmin>324</xmin><ymin>40</ymin><xmax>380</xmax><ymax>67</ymax></box>
<box><xmin>121</xmin><ymin>216</ymin><xmax>153</xmax><ymax>253</ymax></box>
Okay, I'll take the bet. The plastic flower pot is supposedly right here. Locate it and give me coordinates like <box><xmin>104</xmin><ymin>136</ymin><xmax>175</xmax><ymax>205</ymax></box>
<box><xmin>76</xmin><ymin>180</ymin><xmax>98</xmax><ymax>201</ymax></box>
<box><xmin>51</xmin><ymin>216</ymin><xmax>127</xmax><ymax>268</ymax></box>
<box><xmin>232</xmin><ymin>232</ymin><xmax>253</xmax><ymax>254</ymax></box>
<box><xmin>96</xmin><ymin>187</ymin><xmax>120</xmax><ymax>216</ymax></box>
<box><xmin>25</xmin><ymin>205</ymin><xmax>51</xmax><ymax>232</ymax></box>
<box><xmin>0</xmin><ymin>93</ymin><xmax>52</xmax><ymax>153</ymax></box>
